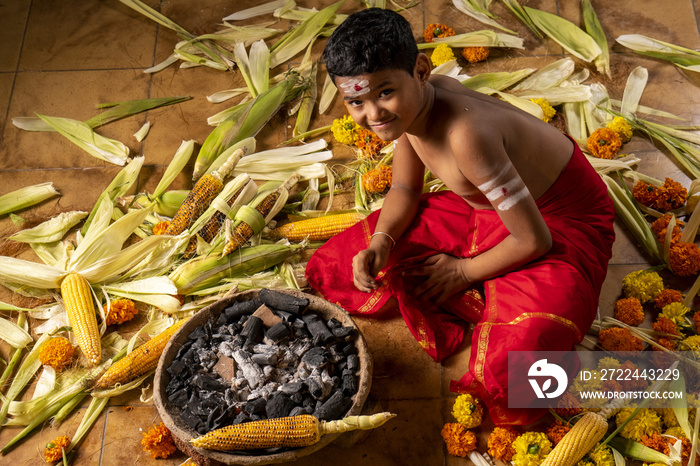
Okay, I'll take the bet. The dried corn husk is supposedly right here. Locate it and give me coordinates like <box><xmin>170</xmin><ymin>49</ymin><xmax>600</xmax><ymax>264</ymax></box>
<box><xmin>418</xmin><ymin>30</ymin><xmax>523</xmax><ymax>49</ymax></box>
<box><xmin>512</xmin><ymin>58</ymin><xmax>576</xmax><ymax>91</ymax></box>
<box><xmin>501</xmin><ymin>0</ymin><xmax>543</xmax><ymax>38</ymax></box>
<box><xmin>617</xmin><ymin>34</ymin><xmax>700</xmax><ymax>74</ymax></box>
<box><xmin>620</xmin><ymin>66</ymin><xmax>648</xmax><ymax>117</ymax></box>
<box><xmin>0</xmin><ymin>182</ymin><xmax>60</xmax><ymax>217</ymax></box>
<box><xmin>223</xmin><ymin>0</ymin><xmax>287</xmax><ymax>20</ymax></box>
<box><xmin>9</xmin><ymin>211</ymin><xmax>87</xmax><ymax>244</ymax></box>
<box><xmin>451</xmin><ymin>0</ymin><xmax>517</xmax><ymax>34</ymax></box>
<box><xmin>581</xmin><ymin>0</ymin><xmax>610</xmax><ymax>76</ymax></box>
<box><xmin>461</xmin><ymin>69</ymin><xmax>535</xmax><ymax>93</ymax></box>
<box><xmin>102</xmin><ymin>276</ymin><xmax>181</xmax><ymax>314</ymax></box>
<box><xmin>235</xmin><ymin>40</ymin><xmax>270</xmax><ymax>97</ymax></box>
<box><xmin>0</xmin><ymin>317</ymin><xmax>32</xmax><ymax>349</ymax></box>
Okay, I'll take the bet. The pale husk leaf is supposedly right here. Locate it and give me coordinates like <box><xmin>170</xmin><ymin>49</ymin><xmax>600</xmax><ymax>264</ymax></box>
<box><xmin>223</xmin><ymin>0</ymin><xmax>287</xmax><ymax>20</ymax></box>
<box><xmin>461</xmin><ymin>69</ymin><xmax>536</xmax><ymax>93</ymax></box>
<box><xmin>133</xmin><ymin>121</ymin><xmax>150</xmax><ymax>142</ymax></box>
<box><xmin>9</xmin><ymin>211</ymin><xmax>87</xmax><ymax>244</ymax></box>
<box><xmin>511</xmin><ymin>84</ymin><xmax>592</xmax><ymax>105</ymax></box>
<box><xmin>420</xmin><ymin>30</ymin><xmax>524</xmax><ymax>49</ymax></box>
<box><xmin>0</xmin><ymin>256</ymin><xmax>63</xmax><ymax>290</ymax></box>
<box><xmin>621</xmin><ymin>66</ymin><xmax>648</xmax><ymax>117</ymax></box>
<box><xmin>494</xmin><ymin>92</ymin><xmax>544</xmax><ymax>119</ymax></box>
<box><xmin>582</xmin><ymin>0</ymin><xmax>610</xmax><ymax>76</ymax></box>
<box><xmin>0</xmin><ymin>182</ymin><xmax>60</xmax><ymax>216</ymax></box>
<box><xmin>0</xmin><ymin>317</ymin><xmax>33</xmax><ymax>349</ymax></box>
<box><xmin>512</xmin><ymin>58</ymin><xmax>575</xmax><ymax>91</ymax></box>
<box><xmin>451</xmin><ymin>0</ymin><xmax>517</xmax><ymax>34</ymax></box>
<box><xmin>318</xmin><ymin>72</ymin><xmax>337</xmax><ymax>114</ymax></box>
<box><xmin>523</xmin><ymin>6</ymin><xmax>602</xmax><ymax>62</ymax></box>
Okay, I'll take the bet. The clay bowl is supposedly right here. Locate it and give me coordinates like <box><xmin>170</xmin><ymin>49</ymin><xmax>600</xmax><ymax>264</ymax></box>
<box><xmin>154</xmin><ymin>288</ymin><xmax>373</xmax><ymax>466</ymax></box>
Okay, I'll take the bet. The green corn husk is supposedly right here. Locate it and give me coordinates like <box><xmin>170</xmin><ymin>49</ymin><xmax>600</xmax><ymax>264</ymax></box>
<box><xmin>617</xmin><ymin>34</ymin><xmax>700</xmax><ymax>73</ymax></box>
<box><xmin>292</xmin><ymin>50</ymin><xmax>318</xmax><ymax>139</ymax></box>
<box><xmin>461</xmin><ymin>69</ymin><xmax>536</xmax><ymax>93</ymax></box>
<box><xmin>10</xmin><ymin>211</ymin><xmax>87</xmax><ymax>244</ymax></box>
<box><xmin>512</xmin><ymin>58</ymin><xmax>576</xmax><ymax>91</ymax></box>
<box><xmin>608</xmin><ymin>437</ymin><xmax>676</xmax><ymax>465</ymax></box>
<box><xmin>235</xmin><ymin>40</ymin><xmax>271</xmax><ymax>97</ymax></box>
<box><xmin>102</xmin><ymin>276</ymin><xmax>181</xmax><ymax>314</ymax></box>
<box><xmin>620</xmin><ymin>66</ymin><xmax>648</xmax><ymax>117</ymax></box>
<box><xmin>0</xmin><ymin>317</ymin><xmax>33</xmax><ymax>349</ymax></box>
<box><xmin>318</xmin><ymin>72</ymin><xmax>337</xmax><ymax>114</ymax></box>
<box><xmin>134</xmin><ymin>121</ymin><xmax>150</xmax><ymax>142</ymax></box>
<box><xmin>223</xmin><ymin>0</ymin><xmax>287</xmax><ymax>20</ymax></box>
<box><xmin>523</xmin><ymin>6</ymin><xmax>603</xmax><ymax>64</ymax></box>
<box><xmin>170</xmin><ymin>242</ymin><xmax>304</xmax><ymax>294</ymax></box>
<box><xmin>37</xmin><ymin>114</ymin><xmax>130</xmax><ymax>166</ymax></box>
<box><xmin>500</xmin><ymin>0</ymin><xmax>543</xmax><ymax>38</ymax></box>
<box><xmin>269</xmin><ymin>0</ymin><xmax>344</xmax><ymax>68</ymax></box>
<box><xmin>510</xmin><ymin>84</ymin><xmax>592</xmax><ymax>106</ymax></box>
<box><xmin>0</xmin><ymin>182</ymin><xmax>60</xmax><ymax>217</ymax></box>
<box><xmin>451</xmin><ymin>0</ymin><xmax>517</xmax><ymax>34</ymax></box>
<box><xmin>581</xmin><ymin>0</ymin><xmax>610</xmax><ymax>76</ymax></box>
<box><xmin>417</xmin><ymin>30</ymin><xmax>523</xmax><ymax>50</ymax></box>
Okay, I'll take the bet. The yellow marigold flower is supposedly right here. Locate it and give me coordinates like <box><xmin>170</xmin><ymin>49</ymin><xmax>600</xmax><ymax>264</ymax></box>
<box><xmin>141</xmin><ymin>422</ymin><xmax>177</xmax><ymax>459</ymax></box>
<box><xmin>512</xmin><ymin>431</ymin><xmax>552</xmax><ymax>466</ymax></box>
<box><xmin>616</xmin><ymin>407</ymin><xmax>662</xmax><ymax>441</ymax></box>
<box><xmin>597</xmin><ymin>357</ymin><xmax>621</xmax><ymax>371</ymax></box>
<box><xmin>614</xmin><ymin>296</ymin><xmax>645</xmax><ymax>326</ymax></box>
<box><xmin>654</xmin><ymin>288</ymin><xmax>683</xmax><ymax>312</ymax></box>
<box><xmin>440</xmin><ymin>423</ymin><xmax>477</xmax><ymax>457</ymax></box>
<box><xmin>587</xmin><ymin>127</ymin><xmax>622</xmax><ymax>159</ymax></box>
<box><xmin>431</xmin><ymin>43</ymin><xmax>455</xmax><ymax>67</ymax></box>
<box><xmin>669</xmin><ymin>242</ymin><xmax>700</xmax><ymax>277</ymax></box>
<box><xmin>452</xmin><ymin>393</ymin><xmax>483</xmax><ymax>429</ymax></box>
<box><xmin>38</xmin><ymin>337</ymin><xmax>75</xmax><ymax>372</ymax></box>
<box><xmin>105</xmin><ymin>298</ymin><xmax>138</xmax><ymax>325</ymax></box>
<box><xmin>331</xmin><ymin>115</ymin><xmax>358</xmax><ymax>146</ymax></box>
<box><xmin>152</xmin><ymin>220</ymin><xmax>170</xmax><ymax>235</ymax></box>
<box><xmin>661</xmin><ymin>302</ymin><xmax>690</xmax><ymax>325</ymax></box>
<box><xmin>665</xmin><ymin>426</ymin><xmax>686</xmax><ymax>438</ymax></box>
<box><xmin>654</xmin><ymin>407</ymin><xmax>679</xmax><ymax>428</ymax></box>
<box><xmin>487</xmin><ymin>426</ymin><xmax>518</xmax><ymax>461</ymax></box>
<box><xmin>622</xmin><ymin>269</ymin><xmax>664</xmax><ymax>304</ymax></box>
<box><xmin>462</xmin><ymin>46</ymin><xmax>490</xmax><ymax>63</ymax></box>
<box><xmin>577</xmin><ymin>461</ymin><xmax>595</xmax><ymax>466</ymax></box>
<box><xmin>588</xmin><ymin>443</ymin><xmax>615</xmax><ymax>466</ymax></box>
<box><xmin>598</xmin><ymin>327</ymin><xmax>643</xmax><ymax>352</ymax></box>
<box><xmin>44</xmin><ymin>435</ymin><xmax>70</xmax><ymax>463</ymax></box>
<box><xmin>424</xmin><ymin>23</ymin><xmax>455</xmax><ymax>42</ymax></box>
<box><xmin>530</xmin><ymin>98</ymin><xmax>556</xmax><ymax>123</ymax></box>
<box><xmin>681</xmin><ymin>335</ymin><xmax>700</xmax><ymax>351</ymax></box>
<box><xmin>362</xmin><ymin>164</ymin><xmax>392</xmax><ymax>194</ymax></box>
<box><xmin>607</xmin><ymin>116</ymin><xmax>633</xmax><ymax>143</ymax></box>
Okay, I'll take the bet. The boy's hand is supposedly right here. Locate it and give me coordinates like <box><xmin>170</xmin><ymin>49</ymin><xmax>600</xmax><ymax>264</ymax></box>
<box><xmin>352</xmin><ymin>247</ymin><xmax>389</xmax><ymax>292</ymax></box>
<box><xmin>406</xmin><ymin>254</ymin><xmax>471</xmax><ymax>303</ymax></box>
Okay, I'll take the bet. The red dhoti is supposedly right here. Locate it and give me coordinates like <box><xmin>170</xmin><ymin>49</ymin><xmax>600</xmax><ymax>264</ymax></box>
<box><xmin>305</xmin><ymin>141</ymin><xmax>615</xmax><ymax>425</ymax></box>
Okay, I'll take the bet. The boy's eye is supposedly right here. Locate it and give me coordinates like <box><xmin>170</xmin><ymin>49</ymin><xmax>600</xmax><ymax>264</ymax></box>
<box><xmin>348</xmin><ymin>100</ymin><xmax>363</xmax><ymax>107</ymax></box>
<box><xmin>379</xmin><ymin>89</ymin><xmax>393</xmax><ymax>97</ymax></box>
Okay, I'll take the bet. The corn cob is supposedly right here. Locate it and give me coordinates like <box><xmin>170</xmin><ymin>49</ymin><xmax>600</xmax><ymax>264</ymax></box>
<box><xmin>540</xmin><ymin>412</ymin><xmax>609</xmax><ymax>466</ymax></box>
<box><xmin>271</xmin><ymin>212</ymin><xmax>365</xmax><ymax>242</ymax></box>
<box><xmin>164</xmin><ymin>148</ymin><xmax>245</xmax><ymax>236</ymax></box>
<box><xmin>190</xmin><ymin>412</ymin><xmax>396</xmax><ymax>451</ymax></box>
<box><xmin>91</xmin><ymin>317</ymin><xmax>188</xmax><ymax>389</ymax></box>
<box><xmin>182</xmin><ymin>184</ymin><xmax>246</xmax><ymax>258</ymax></box>
<box><xmin>60</xmin><ymin>272</ymin><xmax>102</xmax><ymax>366</ymax></box>
<box><xmin>222</xmin><ymin>174</ymin><xmax>300</xmax><ymax>256</ymax></box>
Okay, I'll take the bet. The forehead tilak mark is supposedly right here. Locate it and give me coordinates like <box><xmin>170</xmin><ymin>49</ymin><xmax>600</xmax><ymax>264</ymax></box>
<box><xmin>339</xmin><ymin>78</ymin><xmax>370</xmax><ymax>97</ymax></box>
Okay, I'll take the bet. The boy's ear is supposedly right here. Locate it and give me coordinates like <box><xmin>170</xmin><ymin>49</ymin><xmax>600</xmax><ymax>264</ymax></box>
<box><xmin>414</xmin><ymin>53</ymin><xmax>432</xmax><ymax>83</ymax></box>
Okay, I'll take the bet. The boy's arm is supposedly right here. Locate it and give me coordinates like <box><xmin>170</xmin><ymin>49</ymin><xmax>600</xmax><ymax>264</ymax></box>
<box><xmin>353</xmin><ymin>133</ymin><xmax>425</xmax><ymax>292</ymax></box>
<box><xmin>411</xmin><ymin>129</ymin><xmax>553</xmax><ymax>301</ymax></box>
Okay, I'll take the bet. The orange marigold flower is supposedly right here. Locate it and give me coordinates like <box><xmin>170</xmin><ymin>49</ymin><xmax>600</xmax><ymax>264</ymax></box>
<box><xmin>141</xmin><ymin>422</ymin><xmax>177</xmax><ymax>459</ymax></box>
<box><xmin>362</xmin><ymin>164</ymin><xmax>392</xmax><ymax>194</ymax></box>
<box><xmin>598</xmin><ymin>327</ymin><xmax>643</xmax><ymax>352</ymax></box>
<box><xmin>654</xmin><ymin>289</ymin><xmax>684</xmax><ymax>311</ymax></box>
<box><xmin>355</xmin><ymin>127</ymin><xmax>389</xmax><ymax>157</ymax></box>
<box><xmin>487</xmin><ymin>426</ymin><xmax>518</xmax><ymax>461</ymax></box>
<box><xmin>441</xmin><ymin>423</ymin><xmax>477</xmax><ymax>457</ymax></box>
<box><xmin>650</xmin><ymin>214</ymin><xmax>683</xmax><ymax>244</ymax></box>
<box><xmin>38</xmin><ymin>337</ymin><xmax>75</xmax><ymax>372</ymax></box>
<box><xmin>105</xmin><ymin>298</ymin><xmax>138</xmax><ymax>325</ymax></box>
<box><xmin>545</xmin><ymin>421</ymin><xmax>570</xmax><ymax>445</ymax></box>
<box><xmin>153</xmin><ymin>221</ymin><xmax>170</xmax><ymax>235</ymax></box>
<box><xmin>681</xmin><ymin>436</ymin><xmax>700</xmax><ymax>466</ymax></box>
<box><xmin>601</xmin><ymin>379</ymin><xmax>624</xmax><ymax>394</ymax></box>
<box><xmin>618</xmin><ymin>360</ymin><xmax>648</xmax><ymax>391</ymax></box>
<box><xmin>587</xmin><ymin>127</ymin><xmax>622</xmax><ymax>159</ymax></box>
<box><xmin>553</xmin><ymin>392</ymin><xmax>582</xmax><ymax>417</ymax></box>
<box><xmin>652</xmin><ymin>316</ymin><xmax>680</xmax><ymax>337</ymax></box>
<box><xmin>653</xmin><ymin>338</ymin><xmax>677</xmax><ymax>351</ymax></box>
<box><xmin>640</xmin><ymin>432</ymin><xmax>671</xmax><ymax>455</ymax></box>
<box><xmin>461</xmin><ymin>46</ymin><xmax>489</xmax><ymax>63</ymax></box>
<box><xmin>44</xmin><ymin>435</ymin><xmax>70</xmax><ymax>463</ymax></box>
<box><xmin>633</xmin><ymin>180</ymin><xmax>658</xmax><ymax>207</ymax></box>
<box><xmin>614</xmin><ymin>297</ymin><xmax>645</xmax><ymax>326</ymax></box>
<box><xmin>659</xmin><ymin>178</ymin><xmax>688</xmax><ymax>211</ymax></box>
<box><xmin>635</xmin><ymin>179</ymin><xmax>688</xmax><ymax>212</ymax></box>
<box><xmin>424</xmin><ymin>23</ymin><xmax>455</xmax><ymax>42</ymax></box>
<box><xmin>694</xmin><ymin>311</ymin><xmax>700</xmax><ymax>334</ymax></box>
<box><xmin>669</xmin><ymin>242</ymin><xmax>700</xmax><ymax>277</ymax></box>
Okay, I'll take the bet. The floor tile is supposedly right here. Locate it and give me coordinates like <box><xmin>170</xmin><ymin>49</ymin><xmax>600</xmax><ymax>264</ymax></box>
<box><xmin>0</xmin><ymin>0</ymin><xmax>31</xmax><ymax>73</ymax></box>
<box><xmin>20</xmin><ymin>0</ymin><xmax>158</xmax><ymax>72</ymax></box>
<box><xmin>0</xmin><ymin>73</ymin><xmax>15</xmax><ymax>134</ymax></box>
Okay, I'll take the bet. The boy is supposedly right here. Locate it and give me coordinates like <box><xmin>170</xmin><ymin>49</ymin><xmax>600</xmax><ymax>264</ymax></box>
<box><xmin>305</xmin><ymin>8</ymin><xmax>615</xmax><ymax>425</ymax></box>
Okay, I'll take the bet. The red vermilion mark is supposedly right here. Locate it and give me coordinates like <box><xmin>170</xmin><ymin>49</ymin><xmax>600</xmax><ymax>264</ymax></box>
<box><xmin>502</xmin><ymin>187</ymin><xmax>508</xmax><ymax>196</ymax></box>
<box><xmin>354</xmin><ymin>84</ymin><xmax>362</xmax><ymax>91</ymax></box>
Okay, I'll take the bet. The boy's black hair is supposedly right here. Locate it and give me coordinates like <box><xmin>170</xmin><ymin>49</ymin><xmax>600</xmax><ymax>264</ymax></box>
<box><xmin>323</xmin><ymin>8</ymin><xmax>418</xmax><ymax>80</ymax></box>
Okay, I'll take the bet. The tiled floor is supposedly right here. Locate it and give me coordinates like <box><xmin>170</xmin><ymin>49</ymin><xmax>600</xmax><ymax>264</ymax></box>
<box><xmin>1</xmin><ymin>0</ymin><xmax>699</xmax><ymax>465</ymax></box>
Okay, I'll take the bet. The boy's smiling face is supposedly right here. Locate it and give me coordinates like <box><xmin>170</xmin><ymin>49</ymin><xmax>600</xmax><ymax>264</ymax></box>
<box><xmin>335</xmin><ymin>55</ymin><xmax>431</xmax><ymax>141</ymax></box>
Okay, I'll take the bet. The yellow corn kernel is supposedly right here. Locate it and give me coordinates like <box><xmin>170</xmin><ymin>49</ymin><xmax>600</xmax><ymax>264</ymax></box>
<box><xmin>540</xmin><ymin>412</ymin><xmax>608</xmax><ymax>466</ymax></box>
<box><xmin>60</xmin><ymin>272</ymin><xmax>101</xmax><ymax>366</ymax></box>
<box><xmin>190</xmin><ymin>415</ymin><xmax>321</xmax><ymax>450</ymax></box>
<box><xmin>271</xmin><ymin>212</ymin><xmax>365</xmax><ymax>242</ymax></box>
<box><xmin>92</xmin><ymin>318</ymin><xmax>188</xmax><ymax>389</ymax></box>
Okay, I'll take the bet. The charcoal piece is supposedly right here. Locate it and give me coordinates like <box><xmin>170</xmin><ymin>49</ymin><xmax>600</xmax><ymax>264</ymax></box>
<box><xmin>302</xmin><ymin>396</ymin><xmax>315</xmax><ymax>409</ymax></box>
<box><xmin>294</xmin><ymin>328</ymin><xmax>311</xmax><ymax>340</ymax></box>
<box><xmin>266</xmin><ymin>323</ymin><xmax>290</xmax><ymax>344</ymax></box>
<box><xmin>301</xmin><ymin>314</ymin><xmax>334</xmax><ymax>344</ymax></box>
<box><xmin>167</xmin><ymin>358</ymin><xmax>188</xmax><ymax>377</ymax></box>
<box><xmin>314</xmin><ymin>390</ymin><xmax>352</xmax><ymax>421</ymax></box>
<box><xmin>335</xmin><ymin>360</ymin><xmax>348</xmax><ymax>372</ymax></box>
<box><xmin>213</xmin><ymin>406</ymin><xmax>234</xmax><ymax>430</ymax></box>
<box><xmin>216</xmin><ymin>312</ymin><xmax>228</xmax><ymax>326</ymax></box>
<box><xmin>290</xmin><ymin>392</ymin><xmax>304</xmax><ymax>404</ymax></box>
<box><xmin>168</xmin><ymin>387</ymin><xmax>189</xmax><ymax>407</ymax></box>
<box><xmin>274</xmin><ymin>310</ymin><xmax>295</xmax><ymax>323</ymax></box>
<box><xmin>206</xmin><ymin>405</ymin><xmax>225</xmax><ymax>431</ymax></box>
<box><xmin>175</xmin><ymin>340</ymin><xmax>193</xmax><ymax>359</ymax></box>
<box><xmin>259</xmin><ymin>288</ymin><xmax>309</xmax><ymax>314</ymax></box>
<box><xmin>187</xmin><ymin>395</ymin><xmax>207</xmax><ymax>417</ymax></box>
<box><xmin>224</xmin><ymin>388</ymin><xmax>237</xmax><ymax>407</ymax></box>
<box><xmin>179</xmin><ymin>408</ymin><xmax>202</xmax><ymax>431</ymax></box>
<box><xmin>188</xmin><ymin>326</ymin><xmax>208</xmax><ymax>341</ymax></box>
<box><xmin>165</xmin><ymin>378</ymin><xmax>182</xmax><ymax>396</ymax></box>
<box><xmin>342</xmin><ymin>343</ymin><xmax>357</xmax><ymax>356</ymax></box>
<box><xmin>252</xmin><ymin>344</ymin><xmax>278</xmax><ymax>355</ymax></box>
<box><xmin>192</xmin><ymin>337</ymin><xmax>207</xmax><ymax>350</ymax></box>
<box><xmin>232</xmin><ymin>350</ymin><xmax>265</xmax><ymax>389</ymax></box>
<box><xmin>342</xmin><ymin>371</ymin><xmax>358</xmax><ymax>395</ymax></box>
<box><xmin>279</xmin><ymin>382</ymin><xmax>303</xmax><ymax>395</ymax></box>
<box><xmin>328</xmin><ymin>344</ymin><xmax>344</xmax><ymax>363</ymax></box>
<box><xmin>327</xmin><ymin>317</ymin><xmax>342</xmax><ymax>329</ymax></box>
<box><xmin>332</xmin><ymin>376</ymin><xmax>341</xmax><ymax>388</ymax></box>
<box><xmin>224</xmin><ymin>298</ymin><xmax>261</xmax><ymax>321</ymax></box>
<box><xmin>194</xmin><ymin>373</ymin><xmax>227</xmax><ymax>391</ymax></box>
<box><xmin>347</xmin><ymin>354</ymin><xmax>359</xmax><ymax>371</ymax></box>
<box><xmin>301</xmin><ymin>347</ymin><xmax>328</xmax><ymax>369</ymax></box>
<box><xmin>289</xmin><ymin>406</ymin><xmax>313</xmax><ymax>417</ymax></box>
<box><xmin>241</xmin><ymin>315</ymin><xmax>263</xmax><ymax>342</ymax></box>
<box><xmin>307</xmin><ymin>377</ymin><xmax>324</xmax><ymax>399</ymax></box>
<box><xmin>266</xmin><ymin>393</ymin><xmax>294</xmax><ymax>419</ymax></box>
<box><xmin>252</xmin><ymin>304</ymin><xmax>283</xmax><ymax>328</ymax></box>
<box><xmin>291</xmin><ymin>318</ymin><xmax>306</xmax><ymax>329</ymax></box>
<box><xmin>251</xmin><ymin>352</ymin><xmax>278</xmax><ymax>366</ymax></box>
<box><xmin>243</xmin><ymin>397</ymin><xmax>267</xmax><ymax>415</ymax></box>
<box><xmin>232</xmin><ymin>412</ymin><xmax>250</xmax><ymax>425</ymax></box>
<box><xmin>332</xmin><ymin>326</ymin><xmax>356</xmax><ymax>339</ymax></box>
<box><xmin>182</xmin><ymin>347</ymin><xmax>196</xmax><ymax>366</ymax></box>
<box><xmin>197</xmin><ymin>424</ymin><xmax>209</xmax><ymax>435</ymax></box>
<box><xmin>198</xmin><ymin>349</ymin><xmax>219</xmax><ymax>370</ymax></box>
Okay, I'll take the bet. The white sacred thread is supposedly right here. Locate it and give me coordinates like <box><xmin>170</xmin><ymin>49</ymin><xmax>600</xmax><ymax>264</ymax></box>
<box><xmin>477</xmin><ymin>163</ymin><xmax>511</xmax><ymax>192</ymax></box>
<box><xmin>497</xmin><ymin>187</ymin><xmax>529</xmax><ymax>211</ymax></box>
<box><xmin>339</xmin><ymin>79</ymin><xmax>370</xmax><ymax>98</ymax></box>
